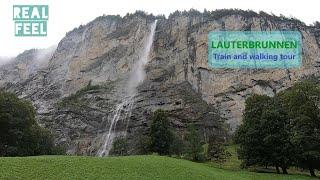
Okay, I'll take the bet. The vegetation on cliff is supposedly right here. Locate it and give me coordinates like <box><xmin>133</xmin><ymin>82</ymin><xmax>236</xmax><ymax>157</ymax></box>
<box><xmin>58</xmin><ymin>81</ymin><xmax>115</xmax><ymax>108</ymax></box>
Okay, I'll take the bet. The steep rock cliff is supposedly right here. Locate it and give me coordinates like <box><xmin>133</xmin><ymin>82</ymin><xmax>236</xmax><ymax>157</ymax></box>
<box><xmin>1</xmin><ymin>10</ymin><xmax>320</xmax><ymax>155</ymax></box>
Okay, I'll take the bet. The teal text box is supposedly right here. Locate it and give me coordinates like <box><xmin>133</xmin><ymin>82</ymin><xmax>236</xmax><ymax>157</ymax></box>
<box><xmin>13</xmin><ymin>5</ymin><xmax>49</xmax><ymax>20</ymax></box>
<box><xmin>208</xmin><ymin>31</ymin><xmax>302</xmax><ymax>69</ymax></box>
<box><xmin>15</xmin><ymin>21</ymin><xmax>47</xmax><ymax>36</ymax></box>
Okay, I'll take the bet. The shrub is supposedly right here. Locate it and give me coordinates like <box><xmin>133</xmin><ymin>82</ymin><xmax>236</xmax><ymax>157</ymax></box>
<box><xmin>207</xmin><ymin>135</ymin><xmax>229</xmax><ymax>162</ymax></box>
<box><xmin>110</xmin><ymin>137</ymin><xmax>129</xmax><ymax>156</ymax></box>
<box><xmin>136</xmin><ymin>135</ymin><xmax>151</xmax><ymax>155</ymax></box>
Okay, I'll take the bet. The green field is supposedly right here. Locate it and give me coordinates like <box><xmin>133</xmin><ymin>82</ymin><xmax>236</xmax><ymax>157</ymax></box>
<box><xmin>0</xmin><ymin>155</ymin><xmax>317</xmax><ymax>180</ymax></box>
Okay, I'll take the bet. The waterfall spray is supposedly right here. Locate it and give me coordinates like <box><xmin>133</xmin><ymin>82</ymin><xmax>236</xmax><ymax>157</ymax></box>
<box><xmin>97</xmin><ymin>20</ymin><xmax>157</xmax><ymax>157</ymax></box>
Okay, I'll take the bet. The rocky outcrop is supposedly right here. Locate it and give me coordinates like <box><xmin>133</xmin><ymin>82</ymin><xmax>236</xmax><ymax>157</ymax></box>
<box><xmin>153</xmin><ymin>10</ymin><xmax>320</xmax><ymax>130</ymax></box>
<box><xmin>0</xmin><ymin>48</ymin><xmax>54</xmax><ymax>86</ymax></box>
<box><xmin>1</xmin><ymin>10</ymin><xmax>319</xmax><ymax>154</ymax></box>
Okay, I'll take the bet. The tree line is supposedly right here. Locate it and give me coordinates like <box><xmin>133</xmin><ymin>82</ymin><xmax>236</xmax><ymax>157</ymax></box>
<box><xmin>235</xmin><ymin>80</ymin><xmax>320</xmax><ymax>176</ymax></box>
<box><xmin>110</xmin><ymin>109</ymin><xmax>228</xmax><ymax>162</ymax></box>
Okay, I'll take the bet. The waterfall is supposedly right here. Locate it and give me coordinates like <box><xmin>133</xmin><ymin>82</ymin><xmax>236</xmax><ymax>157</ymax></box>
<box><xmin>97</xmin><ymin>20</ymin><xmax>157</xmax><ymax>157</ymax></box>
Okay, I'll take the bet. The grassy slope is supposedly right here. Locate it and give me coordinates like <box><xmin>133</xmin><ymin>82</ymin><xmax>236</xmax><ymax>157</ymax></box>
<box><xmin>0</xmin><ymin>155</ymin><xmax>316</xmax><ymax>180</ymax></box>
<box><xmin>208</xmin><ymin>145</ymin><xmax>319</xmax><ymax>177</ymax></box>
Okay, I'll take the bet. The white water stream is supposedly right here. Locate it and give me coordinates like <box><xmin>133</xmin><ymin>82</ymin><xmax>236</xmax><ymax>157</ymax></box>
<box><xmin>97</xmin><ymin>20</ymin><xmax>157</xmax><ymax>157</ymax></box>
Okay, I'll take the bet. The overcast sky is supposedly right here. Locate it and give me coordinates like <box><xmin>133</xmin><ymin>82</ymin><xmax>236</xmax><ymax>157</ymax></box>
<box><xmin>0</xmin><ymin>0</ymin><xmax>319</xmax><ymax>57</ymax></box>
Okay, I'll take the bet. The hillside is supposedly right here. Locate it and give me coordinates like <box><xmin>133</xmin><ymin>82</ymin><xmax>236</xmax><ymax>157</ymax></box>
<box><xmin>0</xmin><ymin>155</ymin><xmax>316</xmax><ymax>180</ymax></box>
<box><xmin>1</xmin><ymin>9</ymin><xmax>320</xmax><ymax>155</ymax></box>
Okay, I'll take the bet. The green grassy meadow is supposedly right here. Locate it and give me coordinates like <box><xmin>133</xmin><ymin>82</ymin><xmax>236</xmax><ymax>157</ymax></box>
<box><xmin>0</xmin><ymin>155</ymin><xmax>317</xmax><ymax>180</ymax></box>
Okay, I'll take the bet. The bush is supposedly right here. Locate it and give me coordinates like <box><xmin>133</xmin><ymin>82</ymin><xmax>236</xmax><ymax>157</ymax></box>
<box><xmin>110</xmin><ymin>137</ymin><xmax>129</xmax><ymax>156</ymax></box>
<box><xmin>136</xmin><ymin>135</ymin><xmax>151</xmax><ymax>155</ymax></box>
<box><xmin>207</xmin><ymin>135</ymin><xmax>229</xmax><ymax>162</ymax></box>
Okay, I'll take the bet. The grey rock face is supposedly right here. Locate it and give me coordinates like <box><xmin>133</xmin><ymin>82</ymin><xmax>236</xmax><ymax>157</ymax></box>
<box><xmin>1</xmin><ymin>10</ymin><xmax>319</xmax><ymax>154</ymax></box>
<box><xmin>153</xmin><ymin>10</ymin><xmax>320</xmax><ymax>131</ymax></box>
<box><xmin>0</xmin><ymin>48</ymin><xmax>54</xmax><ymax>86</ymax></box>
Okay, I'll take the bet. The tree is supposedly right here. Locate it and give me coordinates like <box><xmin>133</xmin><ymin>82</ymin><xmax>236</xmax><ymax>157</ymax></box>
<box><xmin>235</xmin><ymin>94</ymin><xmax>272</xmax><ymax>168</ymax></box>
<box><xmin>207</xmin><ymin>135</ymin><xmax>228</xmax><ymax>162</ymax></box>
<box><xmin>236</xmin><ymin>80</ymin><xmax>320</xmax><ymax>176</ymax></box>
<box><xmin>235</xmin><ymin>94</ymin><xmax>295</xmax><ymax>174</ymax></box>
<box><xmin>0</xmin><ymin>91</ymin><xmax>56</xmax><ymax>156</ymax></box>
<box><xmin>149</xmin><ymin>109</ymin><xmax>173</xmax><ymax>155</ymax></box>
<box><xmin>136</xmin><ymin>134</ymin><xmax>151</xmax><ymax>155</ymax></box>
<box><xmin>279</xmin><ymin>80</ymin><xmax>320</xmax><ymax>176</ymax></box>
<box><xmin>110</xmin><ymin>137</ymin><xmax>128</xmax><ymax>156</ymax></box>
<box><xmin>259</xmin><ymin>98</ymin><xmax>295</xmax><ymax>174</ymax></box>
<box><xmin>185</xmin><ymin>124</ymin><xmax>204</xmax><ymax>162</ymax></box>
<box><xmin>169</xmin><ymin>133</ymin><xmax>185</xmax><ymax>157</ymax></box>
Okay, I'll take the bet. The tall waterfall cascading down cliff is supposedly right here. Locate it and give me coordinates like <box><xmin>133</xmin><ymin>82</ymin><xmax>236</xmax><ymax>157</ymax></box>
<box><xmin>97</xmin><ymin>20</ymin><xmax>157</xmax><ymax>157</ymax></box>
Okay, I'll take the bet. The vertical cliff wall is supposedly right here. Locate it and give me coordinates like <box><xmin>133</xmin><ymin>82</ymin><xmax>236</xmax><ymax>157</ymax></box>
<box><xmin>1</xmin><ymin>10</ymin><xmax>319</xmax><ymax>154</ymax></box>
